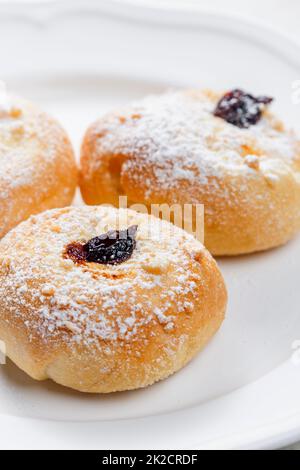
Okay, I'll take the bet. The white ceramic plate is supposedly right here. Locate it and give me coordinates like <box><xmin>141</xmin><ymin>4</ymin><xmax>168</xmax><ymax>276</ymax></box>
<box><xmin>0</xmin><ymin>0</ymin><xmax>300</xmax><ymax>450</ymax></box>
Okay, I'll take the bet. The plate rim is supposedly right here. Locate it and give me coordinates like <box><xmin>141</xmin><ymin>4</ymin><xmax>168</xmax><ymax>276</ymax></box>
<box><xmin>0</xmin><ymin>0</ymin><xmax>300</xmax><ymax>53</ymax></box>
<box><xmin>0</xmin><ymin>0</ymin><xmax>300</xmax><ymax>450</ymax></box>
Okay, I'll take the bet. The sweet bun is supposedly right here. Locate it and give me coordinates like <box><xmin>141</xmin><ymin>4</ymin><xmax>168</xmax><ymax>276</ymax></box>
<box><xmin>80</xmin><ymin>89</ymin><xmax>300</xmax><ymax>255</ymax></box>
<box><xmin>0</xmin><ymin>206</ymin><xmax>227</xmax><ymax>393</ymax></box>
<box><xmin>0</xmin><ymin>90</ymin><xmax>77</xmax><ymax>238</ymax></box>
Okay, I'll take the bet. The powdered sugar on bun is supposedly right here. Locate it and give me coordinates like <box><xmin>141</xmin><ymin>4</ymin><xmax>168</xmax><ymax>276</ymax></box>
<box><xmin>80</xmin><ymin>89</ymin><xmax>300</xmax><ymax>255</ymax></box>
<box><xmin>90</xmin><ymin>89</ymin><xmax>298</xmax><ymax>190</ymax></box>
<box><xmin>0</xmin><ymin>93</ymin><xmax>77</xmax><ymax>238</ymax></box>
<box><xmin>0</xmin><ymin>206</ymin><xmax>227</xmax><ymax>392</ymax></box>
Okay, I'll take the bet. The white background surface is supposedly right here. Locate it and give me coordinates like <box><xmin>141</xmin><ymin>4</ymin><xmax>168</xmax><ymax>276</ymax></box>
<box><xmin>0</xmin><ymin>0</ymin><xmax>299</xmax><ymax>450</ymax></box>
<box><xmin>4</xmin><ymin>0</ymin><xmax>300</xmax><ymax>40</ymax></box>
<box><xmin>136</xmin><ymin>0</ymin><xmax>300</xmax><ymax>41</ymax></box>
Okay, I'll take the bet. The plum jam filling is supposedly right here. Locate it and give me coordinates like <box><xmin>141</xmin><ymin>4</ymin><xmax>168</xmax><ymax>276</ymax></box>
<box><xmin>214</xmin><ymin>89</ymin><xmax>273</xmax><ymax>128</ymax></box>
<box><xmin>64</xmin><ymin>225</ymin><xmax>138</xmax><ymax>265</ymax></box>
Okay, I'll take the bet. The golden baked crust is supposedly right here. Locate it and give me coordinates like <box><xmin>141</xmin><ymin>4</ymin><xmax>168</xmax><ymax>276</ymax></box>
<box><xmin>0</xmin><ymin>206</ymin><xmax>227</xmax><ymax>393</ymax></box>
<box><xmin>80</xmin><ymin>89</ymin><xmax>300</xmax><ymax>255</ymax></box>
<box><xmin>0</xmin><ymin>95</ymin><xmax>77</xmax><ymax>238</ymax></box>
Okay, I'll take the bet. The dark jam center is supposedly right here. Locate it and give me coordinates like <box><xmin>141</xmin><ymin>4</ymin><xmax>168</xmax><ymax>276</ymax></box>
<box><xmin>214</xmin><ymin>89</ymin><xmax>273</xmax><ymax>128</ymax></box>
<box><xmin>65</xmin><ymin>225</ymin><xmax>138</xmax><ymax>265</ymax></box>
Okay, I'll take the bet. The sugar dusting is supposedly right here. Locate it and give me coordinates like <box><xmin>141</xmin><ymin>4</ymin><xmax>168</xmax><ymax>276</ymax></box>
<box><xmin>92</xmin><ymin>90</ymin><xmax>299</xmax><ymax>196</ymax></box>
<box><xmin>0</xmin><ymin>206</ymin><xmax>205</xmax><ymax>349</ymax></box>
<box><xmin>0</xmin><ymin>91</ymin><xmax>75</xmax><ymax>236</ymax></box>
<box><xmin>0</xmin><ymin>96</ymin><xmax>66</xmax><ymax>188</ymax></box>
